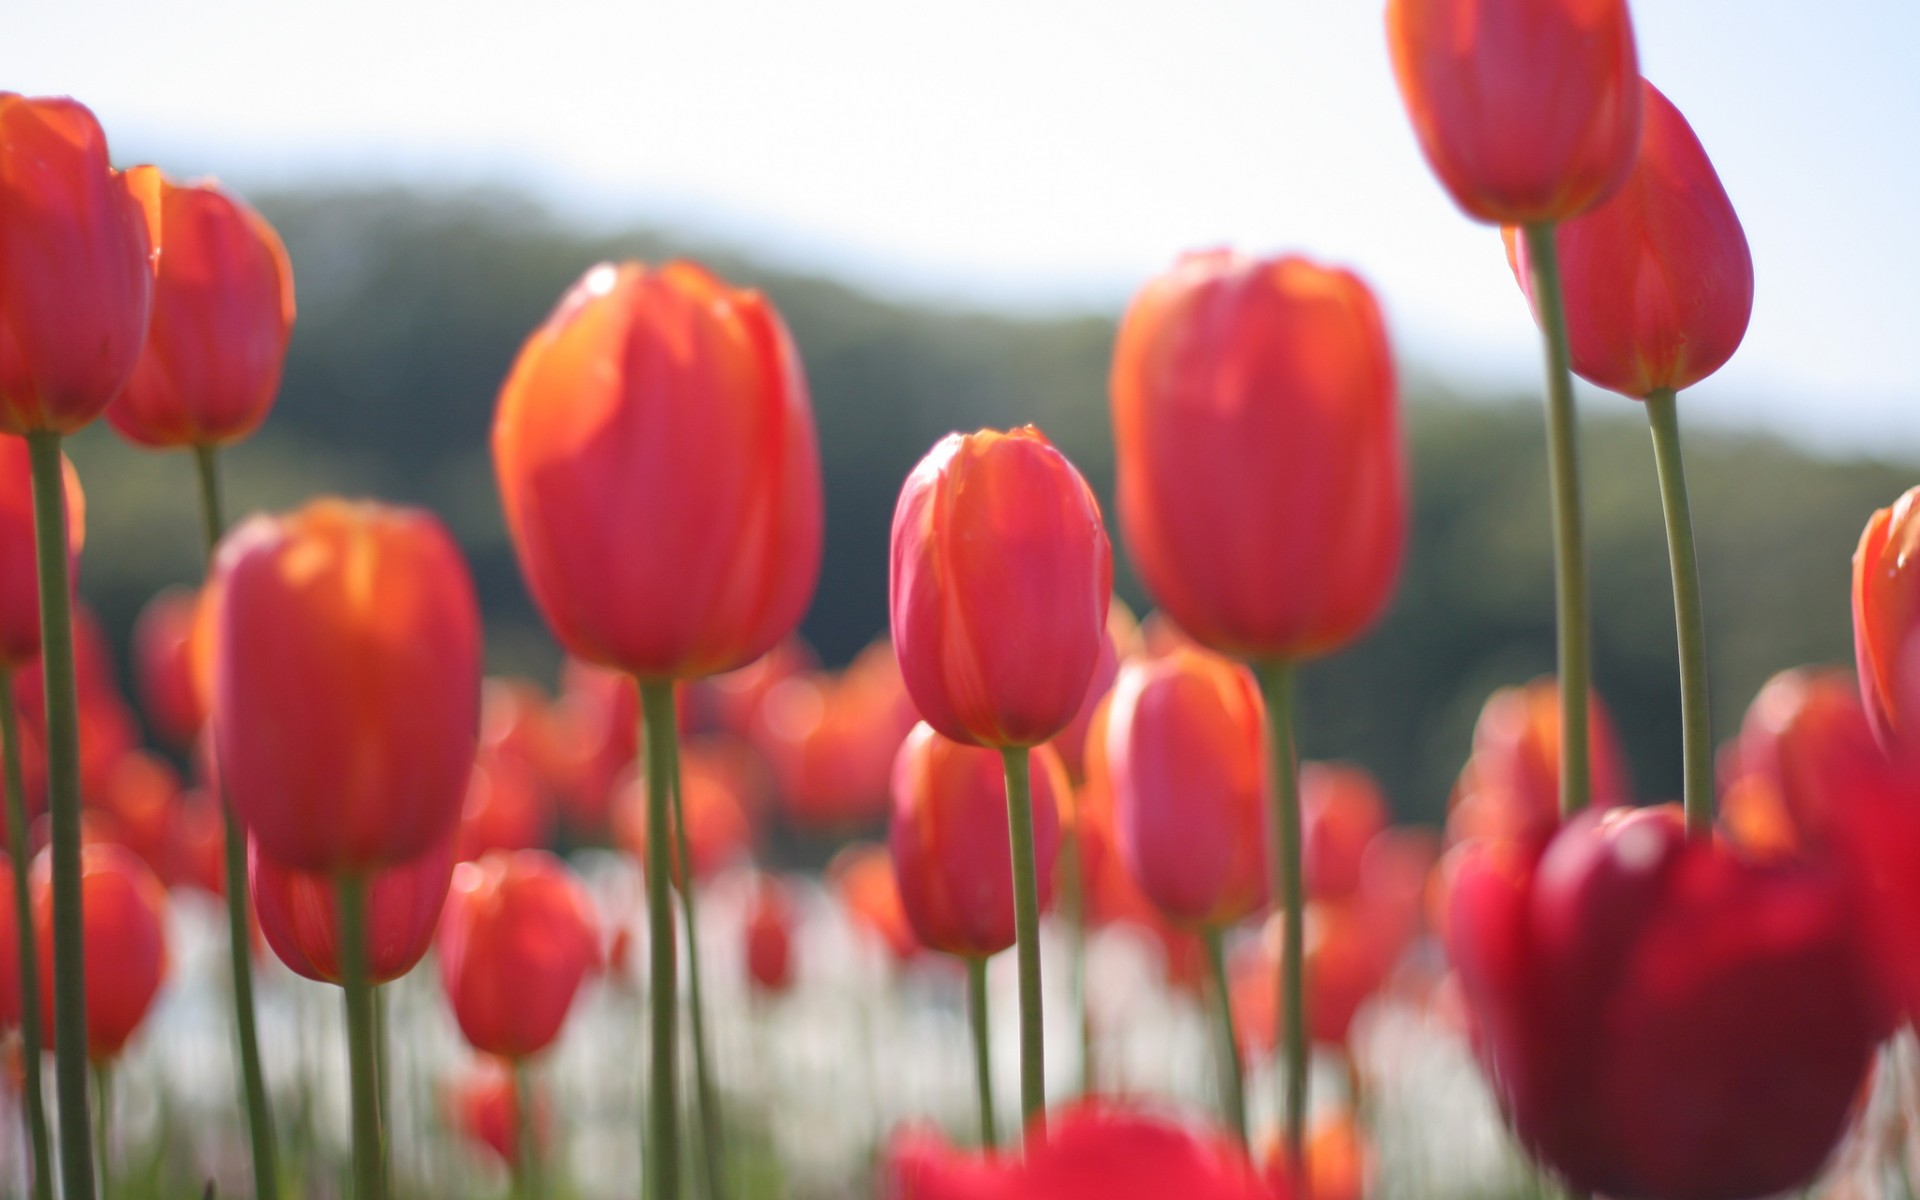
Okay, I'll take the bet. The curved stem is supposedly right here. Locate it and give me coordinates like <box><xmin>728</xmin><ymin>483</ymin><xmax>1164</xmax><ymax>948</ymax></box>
<box><xmin>965</xmin><ymin>956</ymin><xmax>998</xmax><ymax>1148</ymax></box>
<box><xmin>1202</xmin><ymin>926</ymin><xmax>1248</xmax><ymax>1149</ymax></box>
<box><xmin>1254</xmin><ymin>658</ymin><xmax>1306</xmax><ymax>1174</ymax></box>
<box><xmin>1644</xmin><ymin>389</ymin><xmax>1714</xmax><ymax>837</ymax></box>
<box><xmin>512</xmin><ymin>1059</ymin><xmax>542</xmax><ymax>1200</ymax></box>
<box><xmin>338</xmin><ymin>872</ymin><xmax>386</xmax><ymax>1200</ymax></box>
<box><xmin>0</xmin><ymin>669</ymin><xmax>54</xmax><ymax>1200</ymax></box>
<box><xmin>192</xmin><ymin>444</ymin><xmax>282</xmax><ymax>1200</ymax></box>
<box><xmin>638</xmin><ymin>681</ymin><xmax>680</xmax><ymax>1200</ymax></box>
<box><xmin>1521</xmin><ymin>222</ymin><xmax>1593</xmax><ymax>818</ymax></box>
<box><xmin>25</xmin><ymin>430</ymin><xmax>95</xmax><ymax>1200</ymax></box>
<box><xmin>999</xmin><ymin>747</ymin><xmax>1047</xmax><ymax>1133</ymax></box>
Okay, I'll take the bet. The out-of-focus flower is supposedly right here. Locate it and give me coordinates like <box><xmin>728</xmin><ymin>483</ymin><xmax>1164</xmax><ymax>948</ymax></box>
<box><xmin>32</xmin><ymin>842</ymin><xmax>167</xmax><ymax>1060</ymax></box>
<box><xmin>130</xmin><ymin>585</ymin><xmax>203</xmax><ymax>749</ymax></box>
<box><xmin>250</xmin><ymin>829</ymin><xmax>455</xmax><ymax>985</ymax></box>
<box><xmin>1445</xmin><ymin>678</ymin><xmax>1630</xmax><ymax>851</ymax></box>
<box><xmin>744</xmin><ymin>873</ymin><xmax>798</xmax><ymax>997</ymax></box>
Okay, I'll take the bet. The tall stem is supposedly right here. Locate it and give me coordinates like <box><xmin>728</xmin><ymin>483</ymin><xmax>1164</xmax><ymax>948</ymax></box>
<box><xmin>25</xmin><ymin>429</ymin><xmax>95</xmax><ymax>1200</ymax></box>
<box><xmin>0</xmin><ymin>669</ymin><xmax>54</xmax><ymax>1200</ymax></box>
<box><xmin>191</xmin><ymin>443</ymin><xmax>282</xmax><ymax>1199</ymax></box>
<box><xmin>1254</xmin><ymin>658</ymin><xmax>1305</xmax><ymax>1172</ymax></box>
<box><xmin>1202</xmin><ymin>926</ymin><xmax>1248</xmax><ymax>1149</ymax></box>
<box><xmin>999</xmin><ymin>746</ymin><xmax>1046</xmax><ymax>1132</ymax></box>
<box><xmin>659</xmin><ymin>686</ymin><xmax>727</xmax><ymax>1200</ymax></box>
<box><xmin>512</xmin><ymin>1059</ymin><xmax>542</xmax><ymax>1200</ymax></box>
<box><xmin>637</xmin><ymin>681</ymin><xmax>680</xmax><ymax>1200</ymax></box>
<box><xmin>1644</xmin><ymin>389</ymin><xmax>1713</xmax><ymax>837</ymax></box>
<box><xmin>91</xmin><ymin>1061</ymin><xmax>110</xmax><ymax>1199</ymax></box>
<box><xmin>965</xmin><ymin>956</ymin><xmax>998</xmax><ymax>1148</ymax></box>
<box><xmin>338</xmin><ymin>872</ymin><xmax>386</xmax><ymax>1200</ymax></box>
<box><xmin>1521</xmin><ymin>222</ymin><xmax>1593</xmax><ymax>818</ymax></box>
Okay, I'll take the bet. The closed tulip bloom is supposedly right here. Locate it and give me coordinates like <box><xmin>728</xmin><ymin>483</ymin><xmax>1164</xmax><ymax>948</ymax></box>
<box><xmin>0</xmin><ymin>434</ymin><xmax>83</xmax><ymax>670</ymax></box>
<box><xmin>130</xmin><ymin>585</ymin><xmax>204</xmax><ymax>747</ymax></box>
<box><xmin>1445</xmin><ymin>678</ymin><xmax>1630</xmax><ymax>850</ymax></box>
<box><xmin>494</xmin><ymin>260</ymin><xmax>823</xmax><ymax>680</ymax></box>
<box><xmin>891</xmin><ymin>427</ymin><xmax>1112</xmax><ymax>747</ymax></box>
<box><xmin>1386</xmin><ymin>0</ymin><xmax>1642</xmax><ymax>226</ymax></box>
<box><xmin>1105</xmin><ymin>649</ymin><xmax>1268</xmax><ymax>927</ymax></box>
<box><xmin>110</xmin><ymin>176</ymin><xmax>295</xmax><ymax>446</ymax></box>
<box><xmin>457</xmin><ymin>745</ymin><xmax>552</xmax><ymax>863</ymax></box>
<box><xmin>1111</xmin><ymin>253</ymin><xmax>1403</xmax><ymax>661</ymax></box>
<box><xmin>0</xmin><ymin>94</ymin><xmax>161</xmax><ymax>434</ymax></box>
<box><xmin>1854</xmin><ymin>488</ymin><xmax>1920</xmax><ymax>750</ymax></box>
<box><xmin>250</xmin><ymin>829</ymin><xmax>456</xmax><ymax>985</ymax></box>
<box><xmin>1505</xmin><ymin>80</ymin><xmax>1752</xmax><ymax>398</ymax></box>
<box><xmin>439</xmin><ymin>849</ymin><xmax>602</xmax><ymax>1060</ymax></box>
<box><xmin>211</xmin><ymin>498</ymin><xmax>481</xmax><ymax>874</ymax></box>
<box><xmin>32</xmin><ymin>842</ymin><xmax>167</xmax><ymax>1060</ymax></box>
<box><xmin>888</xmin><ymin>722</ymin><xmax>1066</xmax><ymax>958</ymax></box>
<box><xmin>1719</xmin><ymin>667</ymin><xmax>1878</xmax><ymax>857</ymax></box>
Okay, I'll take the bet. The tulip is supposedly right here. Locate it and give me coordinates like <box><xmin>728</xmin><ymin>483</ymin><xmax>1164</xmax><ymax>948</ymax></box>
<box><xmin>0</xmin><ymin>437</ymin><xmax>83</xmax><ymax>674</ymax></box>
<box><xmin>438</xmin><ymin>849</ymin><xmax>603</xmax><ymax>1061</ymax></box>
<box><xmin>1385</xmin><ymin>0</ymin><xmax>1642</xmax><ymax>226</ymax></box>
<box><xmin>1047</xmin><ymin>602</ymin><xmax>1136</xmax><ymax>785</ymax></box>
<box><xmin>743</xmin><ymin>874</ymin><xmax>798</xmax><ymax>997</ymax></box>
<box><xmin>457</xmin><ymin>744</ymin><xmax>552</xmax><ymax>863</ymax></box>
<box><xmin>1445</xmin><ymin>678</ymin><xmax>1630</xmax><ymax>851</ymax></box>
<box><xmin>1263</xmin><ymin>1110</ymin><xmax>1373</xmax><ymax>1200</ymax></box>
<box><xmin>547</xmin><ymin>658</ymin><xmax>637</xmax><ymax>838</ymax></box>
<box><xmin>828</xmin><ymin>842</ymin><xmax>918</xmax><ymax>963</ymax></box>
<box><xmin>696</xmin><ymin>636</ymin><xmax>817</xmax><ymax>738</ymax></box>
<box><xmin>1447</xmin><ymin>805</ymin><xmax>1887</xmax><ymax>1198</ymax></box>
<box><xmin>88</xmin><ymin>751</ymin><xmax>182</xmax><ymax>881</ymax></box>
<box><xmin>109</xmin><ymin>175</ymin><xmax>295</xmax><ymax>448</ymax></box>
<box><xmin>30</xmin><ymin>843</ymin><xmax>166</xmax><ymax>1061</ymax></box>
<box><xmin>250</xmin><ymin>830</ymin><xmax>455</xmax><ymax>985</ymax></box>
<box><xmin>129</xmin><ymin>586</ymin><xmax>203</xmax><ymax>749</ymax></box>
<box><xmin>449</xmin><ymin>1060</ymin><xmax>549</xmax><ymax>1170</ymax></box>
<box><xmin>756</xmin><ymin>641</ymin><xmax>916</xmax><ymax>832</ymax></box>
<box><xmin>612</xmin><ymin>744</ymin><xmax>754</xmax><ymax>888</ymax></box>
<box><xmin>210</xmin><ymin>498</ymin><xmax>481</xmax><ymax>874</ymax></box>
<box><xmin>1299</xmin><ymin>764</ymin><xmax>1388</xmax><ymax>903</ymax></box>
<box><xmin>1718</xmin><ymin>668</ymin><xmax>1877</xmax><ymax>858</ymax></box>
<box><xmin>1854</xmin><ymin>488</ymin><xmax>1920</xmax><ymax>750</ymax></box>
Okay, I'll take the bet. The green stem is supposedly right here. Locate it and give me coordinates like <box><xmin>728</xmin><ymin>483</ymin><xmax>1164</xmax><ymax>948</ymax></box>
<box><xmin>92</xmin><ymin>1061</ymin><xmax>110</xmax><ymax>1199</ymax></box>
<box><xmin>999</xmin><ymin>746</ymin><xmax>1047</xmax><ymax>1133</ymax></box>
<box><xmin>659</xmin><ymin>686</ymin><xmax>727</xmax><ymax>1200</ymax></box>
<box><xmin>0</xmin><ymin>669</ymin><xmax>54</xmax><ymax>1200</ymax></box>
<box><xmin>338</xmin><ymin>872</ymin><xmax>385</xmax><ymax>1200</ymax></box>
<box><xmin>1254</xmin><ymin>659</ymin><xmax>1306</xmax><ymax>1173</ymax></box>
<box><xmin>512</xmin><ymin>1059</ymin><xmax>542</xmax><ymax>1200</ymax></box>
<box><xmin>191</xmin><ymin>444</ymin><xmax>282</xmax><ymax>1200</ymax></box>
<box><xmin>1201</xmin><ymin>926</ymin><xmax>1248</xmax><ymax>1149</ymax></box>
<box><xmin>638</xmin><ymin>681</ymin><xmax>680</xmax><ymax>1200</ymax></box>
<box><xmin>965</xmin><ymin>956</ymin><xmax>998</xmax><ymax>1148</ymax></box>
<box><xmin>25</xmin><ymin>430</ymin><xmax>95</xmax><ymax>1200</ymax></box>
<box><xmin>1644</xmin><ymin>389</ymin><xmax>1713</xmax><ymax>837</ymax></box>
<box><xmin>1521</xmin><ymin>222</ymin><xmax>1593</xmax><ymax>819</ymax></box>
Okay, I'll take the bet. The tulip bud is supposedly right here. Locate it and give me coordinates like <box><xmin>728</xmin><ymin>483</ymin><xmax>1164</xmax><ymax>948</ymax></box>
<box><xmin>1854</xmin><ymin>487</ymin><xmax>1920</xmax><ymax>751</ymax></box>
<box><xmin>1385</xmin><ymin>0</ymin><xmax>1643</xmax><ymax>225</ymax></box>
<box><xmin>1111</xmin><ymin>253</ymin><xmax>1404</xmax><ymax>662</ymax></box>
<box><xmin>32</xmin><ymin>842</ymin><xmax>167</xmax><ymax>1060</ymax></box>
<box><xmin>890</xmin><ymin>426</ymin><xmax>1112</xmax><ymax>748</ymax></box>
<box><xmin>1720</xmin><ymin>667</ymin><xmax>1878</xmax><ymax>857</ymax></box>
<box><xmin>250</xmin><ymin>829</ymin><xmax>456</xmax><ymax>986</ymax></box>
<box><xmin>493</xmin><ymin>261</ymin><xmax>823</xmax><ymax>680</ymax></box>
<box><xmin>130</xmin><ymin>585</ymin><xmax>204</xmax><ymax>748</ymax></box>
<box><xmin>743</xmin><ymin>873</ymin><xmax>798</xmax><ymax>997</ymax></box>
<box><xmin>0</xmin><ymin>434</ymin><xmax>83</xmax><ymax>671</ymax></box>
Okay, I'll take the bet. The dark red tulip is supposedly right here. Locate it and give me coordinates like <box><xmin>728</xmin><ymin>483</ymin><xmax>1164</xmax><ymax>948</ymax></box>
<box><xmin>449</xmin><ymin>1060</ymin><xmax>548</xmax><ymax>1168</ymax></box>
<box><xmin>251</xmin><ymin>829</ymin><xmax>456</xmax><ymax>985</ymax></box>
<box><xmin>33</xmin><ymin>842</ymin><xmax>167</xmax><ymax>1060</ymax></box>
<box><xmin>0</xmin><ymin>434</ymin><xmax>83</xmax><ymax>672</ymax></box>
<box><xmin>744</xmin><ymin>873</ymin><xmax>798</xmax><ymax>996</ymax></box>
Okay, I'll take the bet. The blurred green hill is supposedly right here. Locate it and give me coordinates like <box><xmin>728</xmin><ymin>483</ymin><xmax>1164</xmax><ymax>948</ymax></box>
<box><xmin>62</xmin><ymin>187</ymin><xmax>1917</xmax><ymax>824</ymax></box>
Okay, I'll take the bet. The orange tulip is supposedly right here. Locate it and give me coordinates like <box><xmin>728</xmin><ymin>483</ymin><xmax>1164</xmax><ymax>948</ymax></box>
<box><xmin>0</xmin><ymin>434</ymin><xmax>83</xmax><ymax>671</ymax></box>
<box><xmin>1854</xmin><ymin>488</ymin><xmax>1920</xmax><ymax>751</ymax></box>
<box><xmin>210</xmin><ymin>498</ymin><xmax>481</xmax><ymax>874</ymax></box>
<box><xmin>87</xmin><ymin>750</ymin><xmax>182</xmax><ymax>881</ymax></box>
<box><xmin>1719</xmin><ymin>668</ymin><xmax>1877</xmax><ymax>858</ymax></box>
<box><xmin>0</xmin><ymin>94</ymin><xmax>160</xmax><ymax>434</ymax></box>
<box><xmin>109</xmin><ymin>175</ymin><xmax>295</xmax><ymax>447</ymax></box>
<box><xmin>438</xmin><ymin>850</ymin><xmax>602</xmax><ymax>1060</ymax></box>
<box><xmin>130</xmin><ymin>585</ymin><xmax>204</xmax><ymax>748</ymax></box>
<box><xmin>888</xmin><ymin>722</ymin><xmax>1066</xmax><ymax>958</ymax></box>
<box><xmin>1445</xmin><ymin>678</ymin><xmax>1630</xmax><ymax>850</ymax></box>
<box><xmin>250</xmin><ymin>829</ymin><xmax>456</xmax><ymax>985</ymax></box>
<box><xmin>32</xmin><ymin>842</ymin><xmax>166</xmax><ymax>1060</ymax></box>
<box><xmin>1505</xmin><ymin>79</ymin><xmax>1752</xmax><ymax>399</ymax></box>
<box><xmin>826</xmin><ymin>842</ymin><xmax>918</xmax><ymax>962</ymax></box>
<box><xmin>756</xmin><ymin>640</ymin><xmax>917</xmax><ymax>832</ymax></box>
<box><xmin>493</xmin><ymin>260</ymin><xmax>823</xmax><ymax>680</ymax></box>
<box><xmin>1386</xmin><ymin>0</ymin><xmax>1642</xmax><ymax>226</ymax></box>
<box><xmin>1111</xmin><ymin>253</ymin><xmax>1403</xmax><ymax>662</ymax></box>
<box><xmin>890</xmin><ymin>426</ymin><xmax>1112</xmax><ymax>748</ymax></box>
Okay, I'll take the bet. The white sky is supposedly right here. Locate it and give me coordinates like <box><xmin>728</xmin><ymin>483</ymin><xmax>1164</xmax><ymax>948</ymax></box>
<box><xmin>8</xmin><ymin>1</ymin><xmax>1918</xmax><ymax>455</ymax></box>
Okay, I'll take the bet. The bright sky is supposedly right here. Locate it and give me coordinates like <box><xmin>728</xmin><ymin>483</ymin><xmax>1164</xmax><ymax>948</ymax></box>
<box><xmin>8</xmin><ymin>1</ymin><xmax>1918</xmax><ymax>455</ymax></box>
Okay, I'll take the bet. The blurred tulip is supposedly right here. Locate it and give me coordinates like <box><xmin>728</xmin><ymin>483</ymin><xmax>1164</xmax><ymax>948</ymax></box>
<box><xmin>210</xmin><ymin>498</ymin><xmax>481</xmax><ymax>874</ymax></box>
<box><xmin>1300</xmin><ymin>764</ymin><xmax>1389</xmax><ymax>903</ymax></box>
<box><xmin>828</xmin><ymin>842</ymin><xmax>918</xmax><ymax>962</ymax></box>
<box><xmin>744</xmin><ymin>873</ymin><xmax>798</xmax><ymax>996</ymax></box>
<box><xmin>1047</xmin><ymin>602</ymin><xmax>1136</xmax><ymax>785</ymax></box>
<box><xmin>1854</xmin><ymin>488</ymin><xmax>1920</xmax><ymax>750</ymax></box>
<box><xmin>130</xmin><ymin>585</ymin><xmax>203</xmax><ymax>748</ymax></box>
<box><xmin>109</xmin><ymin>175</ymin><xmax>294</xmax><ymax>447</ymax></box>
<box><xmin>1446</xmin><ymin>678</ymin><xmax>1629</xmax><ymax>850</ymax></box>
<box><xmin>613</xmin><ymin>744</ymin><xmax>754</xmax><ymax>889</ymax></box>
<box><xmin>450</xmin><ymin>1059</ymin><xmax>548</xmax><ymax>1168</ymax></box>
<box><xmin>1447</xmin><ymin>805</ymin><xmax>1887</xmax><ymax>1198</ymax></box>
<box><xmin>1264</xmin><ymin>1110</ymin><xmax>1373</xmax><ymax>1200</ymax></box>
<box><xmin>888</xmin><ymin>723</ymin><xmax>1066</xmax><ymax>958</ymax></box>
<box><xmin>32</xmin><ymin>842</ymin><xmax>166</xmax><ymax>1059</ymax></box>
<box><xmin>757</xmin><ymin>640</ymin><xmax>916</xmax><ymax>832</ymax></box>
<box><xmin>87</xmin><ymin>750</ymin><xmax>181</xmax><ymax>880</ymax></box>
<box><xmin>890</xmin><ymin>426</ymin><xmax>1112</xmax><ymax>748</ymax></box>
<box><xmin>251</xmin><ymin>829</ymin><xmax>455</xmax><ymax>985</ymax></box>
<box><xmin>11</xmin><ymin>604</ymin><xmax>142</xmax><ymax>821</ymax></box>
<box><xmin>458</xmin><ymin>744</ymin><xmax>552</xmax><ymax>863</ymax></box>
<box><xmin>1719</xmin><ymin>667</ymin><xmax>1877</xmax><ymax>858</ymax></box>
<box><xmin>1104</xmin><ymin>649</ymin><xmax>1267</xmax><ymax>927</ymax></box>
<box><xmin>171</xmin><ymin>789</ymin><xmax>227</xmax><ymax>896</ymax></box>
<box><xmin>439</xmin><ymin>849</ymin><xmax>602</xmax><ymax>1059</ymax></box>
<box><xmin>494</xmin><ymin>260</ymin><xmax>822</xmax><ymax>679</ymax></box>
<box><xmin>0</xmin><ymin>93</ymin><xmax>160</xmax><ymax>435</ymax></box>
<box><xmin>1386</xmin><ymin>0</ymin><xmax>1642</xmax><ymax>226</ymax></box>
<box><xmin>1111</xmin><ymin>252</ymin><xmax>1403</xmax><ymax>662</ymax></box>
<box><xmin>1505</xmin><ymin>80</ymin><xmax>1751</xmax><ymax>400</ymax></box>
<box><xmin>0</xmin><ymin>436</ymin><xmax>83</xmax><ymax>672</ymax></box>
<box><xmin>547</xmin><ymin>658</ymin><xmax>638</xmax><ymax>837</ymax></box>
<box><xmin>695</xmin><ymin>636</ymin><xmax>817</xmax><ymax>738</ymax></box>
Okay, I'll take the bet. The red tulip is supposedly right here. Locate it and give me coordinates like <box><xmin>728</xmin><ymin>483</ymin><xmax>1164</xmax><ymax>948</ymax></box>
<box><xmin>1103</xmin><ymin>649</ymin><xmax>1268</xmax><ymax>927</ymax></box>
<box><xmin>890</xmin><ymin>426</ymin><xmax>1112</xmax><ymax>748</ymax></box>
<box><xmin>493</xmin><ymin>260</ymin><xmax>823</xmax><ymax>680</ymax></box>
<box><xmin>612</xmin><ymin>744</ymin><xmax>754</xmax><ymax>889</ymax></box>
<box><xmin>547</xmin><ymin>658</ymin><xmax>638</xmax><ymax>837</ymax></box>
<box><xmin>1854</xmin><ymin>488</ymin><xmax>1920</xmax><ymax>751</ymax></box>
<box><xmin>888</xmin><ymin>722</ymin><xmax>1066</xmax><ymax>958</ymax></box>
<box><xmin>32</xmin><ymin>842</ymin><xmax>167</xmax><ymax>1060</ymax></box>
<box><xmin>1445</xmin><ymin>678</ymin><xmax>1629</xmax><ymax>850</ymax></box>
<box><xmin>210</xmin><ymin>498</ymin><xmax>481</xmax><ymax>874</ymax></box>
<box><xmin>88</xmin><ymin>750</ymin><xmax>182</xmax><ymax>880</ymax></box>
<box><xmin>695</xmin><ymin>636</ymin><xmax>817</xmax><ymax>738</ymax></box>
<box><xmin>0</xmin><ymin>434</ymin><xmax>84</xmax><ymax>672</ymax></box>
<box><xmin>1718</xmin><ymin>668</ymin><xmax>1877</xmax><ymax>858</ymax></box>
<box><xmin>130</xmin><ymin>585</ymin><xmax>204</xmax><ymax>747</ymax></box>
<box><xmin>439</xmin><ymin>849</ymin><xmax>602</xmax><ymax>1059</ymax></box>
<box><xmin>0</xmin><ymin>94</ymin><xmax>160</xmax><ymax>434</ymax></box>
<box><xmin>109</xmin><ymin>175</ymin><xmax>295</xmax><ymax>447</ymax></box>
<box><xmin>11</xmin><ymin>604</ymin><xmax>142</xmax><ymax>820</ymax></box>
<box><xmin>756</xmin><ymin>640</ymin><xmax>916</xmax><ymax>832</ymax></box>
<box><xmin>1385</xmin><ymin>0</ymin><xmax>1642</xmax><ymax>226</ymax></box>
<box><xmin>449</xmin><ymin>1060</ymin><xmax>548</xmax><ymax>1168</ymax></box>
<box><xmin>744</xmin><ymin>873</ymin><xmax>798</xmax><ymax>996</ymax></box>
<box><xmin>1300</xmin><ymin>763</ymin><xmax>1389</xmax><ymax>902</ymax></box>
<box><xmin>1447</xmin><ymin>805</ymin><xmax>1887</xmax><ymax>1198</ymax></box>
<box><xmin>457</xmin><ymin>744</ymin><xmax>552</xmax><ymax>863</ymax></box>
<box><xmin>1047</xmin><ymin>602</ymin><xmax>1136</xmax><ymax>785</ymax></box>
<box><xmin>251</xmin><ymin>829</ymin><xmax>456</xmax><ymax>985</ymax></box>
<box><xmin>1110</xmin><ymin>252</ymin><xmax>1403</xmax><ymax>662</ymax></box>
<box><xmin>1505</xmin><ymin>79</ymin><xmax>1752</xmax><ymax>399</ymax></box>
<box><xmin>828</xmin><ymin>843</ymin><xmax>918</xmax><ymax>963</ymax></box>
